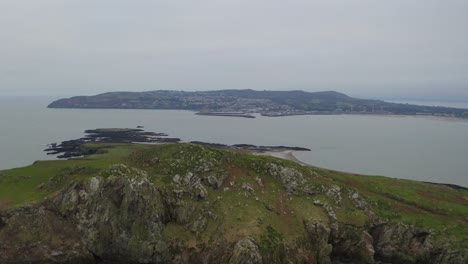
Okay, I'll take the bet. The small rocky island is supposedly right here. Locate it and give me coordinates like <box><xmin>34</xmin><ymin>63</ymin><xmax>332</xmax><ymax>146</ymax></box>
<box><xmin>45</xmin><ymin>128</ymin><xmax>181</xmax><ymax>158</ymax></box>
<box><xmin>45</xmin><ymin>128</ymin><xmax>311</xmax><ymax>159</ymax></box>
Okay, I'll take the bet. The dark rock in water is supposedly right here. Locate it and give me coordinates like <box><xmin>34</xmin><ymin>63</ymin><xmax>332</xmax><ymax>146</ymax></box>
<box><xmin>232</xmin><ymin>144</ymin><xmax>258</xmax><ymax>149</ymax></box>
<box><xmin>155</xmin><ymin>137</ymin><xmax>181</xmax><ymax>143</ymax></box>
<box><xmin>45</xmin><ymin>128</ymin><xmax>181</xmax><ymax>158</ymax></box>
<box><xmin>45</xmin><ymin>139</ymin><xmax>93</xmax><ymax>158</ymax></box>
<box><xmin>195</xmin><ymin>112</ymin><xmax>256</xmax><ymax>118</ymax></box>
<box><xmin>190</xmin><ymin>141</ymin><xmax>229</xmax><ymax>148</ymax></box>
<box><xmin>261</xmin><ymin>145</ymin><xmax>311</xmax><ymax>151</ymax></box>
<box><xmin>45</xmin><ymin>128</ymin><xmax>310</xmax><ymax>161</ymax></box>
<box><xmin>423</xmin><ymin>181</ymin><xmax>468</xmax><ymax>191</ymax></box>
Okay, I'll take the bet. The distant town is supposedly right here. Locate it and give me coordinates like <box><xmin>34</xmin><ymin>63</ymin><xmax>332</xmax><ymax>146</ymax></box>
<box><xmin>49</xmin><ymin>89</ymin><xmax>468</xmax><ymax>119</ymax></box>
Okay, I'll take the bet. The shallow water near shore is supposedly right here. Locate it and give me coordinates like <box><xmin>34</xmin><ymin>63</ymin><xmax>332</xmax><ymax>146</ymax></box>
<box><xmin>1</xmin><ymin>96</ymin><xmax>468</xmax><ymax>187</ymax></box>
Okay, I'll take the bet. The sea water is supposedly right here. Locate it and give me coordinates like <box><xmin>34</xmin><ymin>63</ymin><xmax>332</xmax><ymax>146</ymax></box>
<box><xmin>1</xmin><ymin>96</ymin><xmax>467</xmax><ymax>187</ymax></box>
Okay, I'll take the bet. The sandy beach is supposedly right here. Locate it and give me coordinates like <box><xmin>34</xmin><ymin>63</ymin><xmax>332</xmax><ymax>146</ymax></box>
<box><xmin>254</xmin><ymin>150</ymin><xmax>310</xmax><ymax>166</ymax></box>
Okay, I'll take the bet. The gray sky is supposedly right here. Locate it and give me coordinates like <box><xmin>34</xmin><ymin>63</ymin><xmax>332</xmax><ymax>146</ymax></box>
<box><xmin>0</xmin><ymin>0</ymin><xmax>467</xmax><ymax>100</ymax></box>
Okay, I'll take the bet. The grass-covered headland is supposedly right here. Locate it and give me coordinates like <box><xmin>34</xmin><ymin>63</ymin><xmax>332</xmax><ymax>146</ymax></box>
<box><xmin>0</xmin><ymin>142</ymin><xmax>467</xmax><ymax>263</ymax></box>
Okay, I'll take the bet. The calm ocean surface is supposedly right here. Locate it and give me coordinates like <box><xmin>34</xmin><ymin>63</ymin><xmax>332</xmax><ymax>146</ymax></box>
<box><xmin>1</xmin><ymin>96</ymin><xmax>468</xmax><ymax>187</ymax></box>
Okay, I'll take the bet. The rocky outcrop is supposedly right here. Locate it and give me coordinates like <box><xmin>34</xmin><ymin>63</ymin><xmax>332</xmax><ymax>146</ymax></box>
<box><xmin>303</xmin><ymin>220</ymin><xmax>333</xmax><ymax>264</ymax></box>
<box><xmin>332</xmin><ymin>225</ymin><xmax>375</xmax><ymax>264</ymax></box>
<box><xmin>371</xmin><ymin>223</ymin><xmax>433</xmax><ymax>263</ymax></box>
<box><xmin>0</xmin><ymin>164</ymin><xmax>195</xmax><ymax>263</ymax></box>
<box><xmin>313</xmin><ymin>200</ymin><xmax>339</xmax><ymax>239</ymax></box>
<box><xmin>263</xmin><ymin>162</ymin><xmax>305</xmax><ymax>194</ymax></box>
<box><xmin>430</xmin><ymin>248</ymin><xmax>468</xmax><ymax>264</ymax></box>
<box><xmin>172</xmin><ymin>172</ymin><xmax>209</xmax><ymax>200</ymax></box>
<box><xmin>0</xmin><ymin>205</ymin><xmax>94</xmax><ymax>263</ymax></box>
<box><xmin>369</xmin><ymin>223</ymin><xmax>468</xmax><ymax>264</ymax></box>
<box><xmin>50</xmin><ymin>164</ymin><xmax>171</xmax><ymax>263</ymax></box>
<box><xmin>348</xmin><ymin>190</ymin><xmax>368</xmax><ymax>210</ymax></box>
<box><xmin>229</xmin><ymin>238</ymin><xmax>263</xmax><ymax>264</ymax></box>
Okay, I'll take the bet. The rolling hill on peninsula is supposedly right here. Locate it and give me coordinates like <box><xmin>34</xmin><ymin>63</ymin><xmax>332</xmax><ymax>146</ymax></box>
<box><xmin>49</xmin><ymin>90</ymin><xmax>468</xmax><ymax>118</ymax></box>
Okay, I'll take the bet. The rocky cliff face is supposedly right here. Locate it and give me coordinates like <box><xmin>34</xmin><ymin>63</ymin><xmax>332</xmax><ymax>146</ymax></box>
<box><xmin>1</xmin><ymin>156</ymin><xmax>467</xmax><ymax>263</ymax></box>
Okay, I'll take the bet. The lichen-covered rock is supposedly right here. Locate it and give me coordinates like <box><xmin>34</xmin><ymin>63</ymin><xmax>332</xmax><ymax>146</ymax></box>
<box><xmin>205</xmin><ymin>173</ymin><xmax>228</xmax><ymax>189</ymax></box>
<box><xmin>314</xmin><ymin>201</ymin><xmax>339</xmax><ymax>238</ymax></box>
<box><xmin>348</xmin><ymin>190</ymin><xmax>368</xmax><ymax>210</ymax></box>
<box><xmin>170</xmin><ymin>201</ymin><xmax>196</xmax><ymax>225</ymax></box>
<box><xmin>303</xmin><ymin>220</ymin><xmax>333</xmax><ymax>264</ymax></box>
<box><xmin>325</xmin><ymin>185</ymin><xmax>342</xmax><ymax>206</ymax></box>
<box><xmin>50</xmin><ymin>164</ymin><xmax>170</xmax><ymax>263</ymax></box>
<box><xmin>264</xmin><ymin>163</ymin><xmax>305</xmax><ymax>193</ymax></box>
<box><xmin>173</xmin><ymin>174</ymin><xmax>181</xmax><ymax>184</ymax></box>
<box><xmin>188</xmin><ymin>214</ymin><xmax>208</xmax><ymax>233</ymax></box>
<box><xmin>332</xmin><ymin>225</ymin><xmax>375</xmax><ymax>264</ymax></box>
<box><xmin>174</xmin><ymin>172</ymin><xmax>209</xmax><ymax>200</ymax></box>
<box><xmin>0</xmin><ymin>205</ymin><xmax>94</xmax><ymax>263</ymax></box>
<box><xmin>229</xmin><ymin>238</ymin><xmax>263</xmax><ymax>264</ymax></box>
<box><xmin>192</xmin><ymin>180</ymin><xmax>208</xmax><ymax>200</ymax></box>
<box><xmin>431</xmin><ymin>248</ymin><xmax>468</xmax><ymax>264</ymax></box>
<box><xmin>242</xmin><ymin>183</ymin><xmax>255</xmax><ymax>193</ymax></box>
<box><xmin>371</xmin><ymin>223</ymin><xmax>433</xmax><ymax>263</ymax></box>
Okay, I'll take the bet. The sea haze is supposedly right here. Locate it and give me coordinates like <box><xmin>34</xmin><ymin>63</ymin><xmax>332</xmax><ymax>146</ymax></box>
<box><xmin>1</xmin><ymin>96</ymin><xmax>467</xmax><ymax>187</ymax></box>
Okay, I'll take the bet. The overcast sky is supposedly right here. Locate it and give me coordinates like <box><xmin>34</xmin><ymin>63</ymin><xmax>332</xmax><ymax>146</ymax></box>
<box><xmin>0</xmin><ymin>0</ymin><xmax>467</xmax><ymax>100</ymax></box>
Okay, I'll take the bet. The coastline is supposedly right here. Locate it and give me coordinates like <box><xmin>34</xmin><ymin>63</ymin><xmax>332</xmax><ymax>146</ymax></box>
<box><xmin>47</xmin><ymin>104</ymin><xmax>468</xmax><ymax>122</ymax></box>
<box><xmin>346</xmin><ymin>113</ymin><xmax>468</xmax><ymax>123</ymax></box>
<box><xmin>254</xmin><ymin>150</ymin><xmax>310</xmax><ymax>166</ymax></box>
<box><xmin>264</xmin><ymin>112</ymin><xmax>468</xmax><ymax>122</ymax></box>
<box><xmin>259</xmin><ymin>150</ymin><xmax>468</xmax><ymax>190</ymax></box>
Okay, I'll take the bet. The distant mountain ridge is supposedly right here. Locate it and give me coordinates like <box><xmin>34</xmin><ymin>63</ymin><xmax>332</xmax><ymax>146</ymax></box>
<box><xmin>48</xmin><ymin>89</ymin><xmax>468</xmax><ymax>118</ymax></box>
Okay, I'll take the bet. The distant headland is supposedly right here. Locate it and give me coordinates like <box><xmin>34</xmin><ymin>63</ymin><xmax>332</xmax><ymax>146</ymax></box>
<box><xmin>48</xmin><ymin>89</ymin><xmax>468</xmax><ymax>119</ymax></box>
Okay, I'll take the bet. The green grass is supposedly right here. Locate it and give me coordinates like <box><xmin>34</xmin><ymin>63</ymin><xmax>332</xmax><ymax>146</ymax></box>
<box><xmin>0</xmin><ymin>143</ymin><xmax>148</xmax><ymax>208</ymax></box>
<box><xmin>316</xmin><ymin>167</ymin><xmax>468</xmax><ymax>245</ymax></box>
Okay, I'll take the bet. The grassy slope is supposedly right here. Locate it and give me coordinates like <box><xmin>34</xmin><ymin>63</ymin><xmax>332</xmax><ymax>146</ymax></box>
<box><xmin>0</xmin><ymin>143</ymin><xmax>467</xmax><ymax>249</ymax></box>
<box><xmin>0</xmin><ymin>143</ymin><xmax>149</xmax><ymax>207</ymax></box>
<box><xmin>319</xmin><ymin>168</ymin><xmax>468</xmax><ymax>247</ymax></box>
